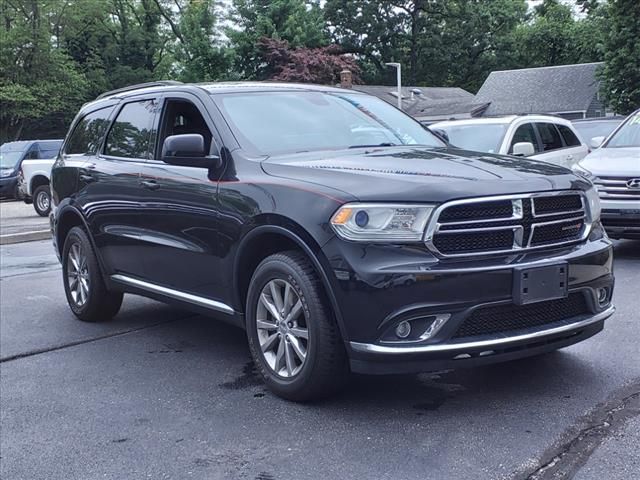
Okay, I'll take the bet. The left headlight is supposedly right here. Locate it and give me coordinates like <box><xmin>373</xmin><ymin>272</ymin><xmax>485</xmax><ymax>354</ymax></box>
<box><xmin>571</xmin><ymin>163</ymin><xmax>595</xmax><ymax>181</ymax></box>
<box><xmin>330</xmin><ymin>203</ymin><xmax>435</xmax><ymax>242</ymax></box>
<box><xmin>585</xmin><ymin>186</ymin><xmax>601</xmax><ymax>222</ymax></box>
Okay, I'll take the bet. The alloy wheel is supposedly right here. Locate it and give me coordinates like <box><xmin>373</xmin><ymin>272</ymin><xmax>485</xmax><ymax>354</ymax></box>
<box><xmin>66</xmin><ymin>242</ymin><xmax>90</xmax><ymax>307</ymax></box>
<box><xmin>36</xmin><ymin>190</ymin><xmax>50</xmax><ymax>213</ymax></box>
<box><xmin>256</xmin><ymin>279</ymin><xmax>309</xmax><ymax>378</ymax></box>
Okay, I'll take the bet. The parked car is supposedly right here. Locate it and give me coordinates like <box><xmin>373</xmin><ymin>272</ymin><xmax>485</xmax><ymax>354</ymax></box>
<box><xmin>572</xmin><ymin>109</ymin><xmax>640</xmax><ymax>239</ymax></box>
<box><xmin>51</xmin><ymin>82</ymin><xmax>614</xmax><ymax>401</ymax></box>
<box><xmin>16</xmin><ymin>139</ymin><xmax>64</xmax><ymax>216</ymax></box>
<box><xmin>432</xmin><ymin>115</ymin><xmax>589</xmax><ymax>167</ymax></box>
<box><xmin>0</xmin><ymin>140</ymin><xmax>62</xmax><ymax>200</ymax></box>
<box><xmin>572</xmin><ymin>117</ymin><xmax>625</xmax><ymax>148</ymax></box>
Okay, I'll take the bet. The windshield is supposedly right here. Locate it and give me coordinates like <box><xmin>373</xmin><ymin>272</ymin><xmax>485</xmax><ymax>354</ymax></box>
<box><xmin>435</xmin><ymin>123</ymin><xmax>507</xmax><ymax>154</ymax></box>
<box><xmin>216</xmin><ymin>91</ymin><xmax>444</xmax><ymax>155</ymax></box>
<box><xmin>605</xmin><ymin>112</ymin><xmax>640</xmax><ymax>148</ymax></box>
<box><xmin>0</xmin><ymin>144</ymin><xmax>27</xmax><ymax>169</ymax></box>
<box><xmin>572</xmin><ymin>121</ymin><xmax>621</xmax><ymax>143</ymax></box>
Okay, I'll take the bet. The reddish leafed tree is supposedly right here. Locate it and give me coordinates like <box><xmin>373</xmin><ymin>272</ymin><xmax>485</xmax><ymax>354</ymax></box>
<box><xmin>257</xmin><ymin>37</ymin><xmax>361</xmax><ymax>85</ymax></box>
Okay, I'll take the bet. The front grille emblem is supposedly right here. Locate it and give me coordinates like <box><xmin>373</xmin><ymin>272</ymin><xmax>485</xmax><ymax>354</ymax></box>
<box><xmin>626</xmin><ymin>178</ymin><xmax>640</xmax><ymax>189</ymax></box>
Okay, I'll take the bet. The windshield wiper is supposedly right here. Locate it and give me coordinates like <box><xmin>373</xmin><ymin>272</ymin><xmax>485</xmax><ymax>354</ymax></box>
<box><xmin>348</xmin><ymin>142</ymin><xmax>397</xmax><ymax>149</ymax></box>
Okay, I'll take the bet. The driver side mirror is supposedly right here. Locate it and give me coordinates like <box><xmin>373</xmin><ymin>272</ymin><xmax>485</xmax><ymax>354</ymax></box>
<box><xmin>590</xmin><ymin>136</ymin><xmax>605</xmax><ymax>149</ymax></box>
<box><xmin>512</xmin><ymin>142</ymin><xmax>535</xmax><ymax>157</ymax></box>
<box><xmin>161</xmin><ymin>134</ymin><xmax>221</xmax><ymax>169</ymax></box>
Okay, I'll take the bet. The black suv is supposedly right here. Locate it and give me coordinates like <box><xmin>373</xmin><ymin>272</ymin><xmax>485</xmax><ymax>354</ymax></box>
<box><xmin>51</xmin><ymin>81</ymin><xmax>615</xmax><ymax>401</ymax></box>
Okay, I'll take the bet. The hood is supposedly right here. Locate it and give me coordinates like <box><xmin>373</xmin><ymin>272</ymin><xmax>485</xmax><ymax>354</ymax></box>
<box><xmin>262</xmin><ymin>146</ymin><xmax>588</xmax><ymax>202</ymax></box>
<box><xmin>578</xmin><ymin>147</ymin><xmax>640</xmax><ymax>177</ymax></box>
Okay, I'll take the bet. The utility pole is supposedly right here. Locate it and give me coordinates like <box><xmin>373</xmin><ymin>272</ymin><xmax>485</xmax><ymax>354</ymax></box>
<box><xmin>385</xmin><ymin>62</ymin><xmax>402</xmax><ymax>110</ymax></box>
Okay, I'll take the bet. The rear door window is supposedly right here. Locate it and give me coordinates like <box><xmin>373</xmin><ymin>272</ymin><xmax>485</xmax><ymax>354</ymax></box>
<box><xmin>65</xmin><ymin>106</ymin><xmax>115</xmax><ymax>155</ymax></box>
<box><xmin>535</xmin><ymin>123</ymin><xmax>564</xmax><ymax>152</ymax></box>
<box><xmin>556</xmin><ymin>125</ymin><xmax>581</xmax><ymax>147</ymax></box>
<box><xmin>105</xmin><ymin>100</ymin><xmax>157</xmax><ymax>159</ymax></box>
<box><xmin>509</xmin><ymin>123</ymin><xmax>541</xmax><ymax>153</ymax></box>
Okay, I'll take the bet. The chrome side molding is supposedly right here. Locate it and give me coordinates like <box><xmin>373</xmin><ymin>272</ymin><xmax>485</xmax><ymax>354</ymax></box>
<box><xmin>111</xmin><ymin>274</ymin><xmax>235</xmax><ymax>315</ymax></box>
<box><xmin>350</xmin><ymin>305</ymin><xmax>615</xmax><ymax>355</ymax></box>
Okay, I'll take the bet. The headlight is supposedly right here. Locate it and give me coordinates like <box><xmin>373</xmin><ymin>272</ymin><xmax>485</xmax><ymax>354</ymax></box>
<box><xmin>585</xmin><ymin>186</ymin><xmax>601</xmax><ymax>222</ymax></box>
<box><xmin>571</xmin><ymin>164</ymin><xmax>595</xmax><ymax>181</ymax></box>
<box><xmin>0</xmin><ymin>169</ymin><xmax>13</xmax><ymax>178</ymax></box>
<box><xmin>330</xmin><ymin>203</ymin><xmax>435</xmax><ymax>242</ymax></box>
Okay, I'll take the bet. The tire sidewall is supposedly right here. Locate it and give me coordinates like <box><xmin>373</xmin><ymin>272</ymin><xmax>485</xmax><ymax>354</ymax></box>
<box><xmin>246</xmin><ymin>258</ymin><xmax>320</xmax><ymax>394</ymax></box>
<box><xmin>62</xmin><ymin>227</ymin><xmax>97</xmax><ymax>317</ymax></box>
<box><xmin>33</xmin><ymin>186</ymin><xmax>51</xmax><ymax>217</ymax></box>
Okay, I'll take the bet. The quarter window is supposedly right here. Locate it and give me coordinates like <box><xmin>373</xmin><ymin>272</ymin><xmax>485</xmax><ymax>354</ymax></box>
<box><xmin>536</xmin><ymin>123</ymin><xmax>564</xmax><ymax>151</ymax></box>
<box><xmin>509</xmin><ymin>123</ymin><xmax>540</xmax><ymax>153</ymax></box>
<box><xmin>65</xmin><ymin>107</ymin><xmax>115</xmax><ymax>155</ymax></box>
<box><xmin>105</xmin><ymin>100</ymin><xmax>157</xmax><ymax>159</ymax></box>
<box><xmin>556</xmin><ymin>125</ymin><xmax>581</xmax><ymax>147</ymax></box>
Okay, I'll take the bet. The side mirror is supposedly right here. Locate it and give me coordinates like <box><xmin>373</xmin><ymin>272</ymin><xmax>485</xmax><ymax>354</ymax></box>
<box><xmin>161</xmin><ymin>134</ymin><xmax>221</xmax><ymax>169</ymax></box>
<box><xmin>512</xmin><ymin>142</ymin><xmax>535</xmax><ymax>157</ymax></box>
<box><xmin>590</xmin><ymin>136</ymin><xmax>605</xmax><ymax>149</ymax></box>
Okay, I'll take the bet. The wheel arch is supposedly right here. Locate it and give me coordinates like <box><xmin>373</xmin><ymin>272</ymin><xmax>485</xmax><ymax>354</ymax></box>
<box><xmin>30</xmin><ymin>174</ymin><xmax>50</xmax><ymax>193</ymax></box>
<box><xmin>233</xmin><ymin>220</ymin><xmax>347</xmax><ymax>342</ymax></box>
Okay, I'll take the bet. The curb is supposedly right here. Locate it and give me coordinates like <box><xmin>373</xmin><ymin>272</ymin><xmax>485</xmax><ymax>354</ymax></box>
<box><xmin>0</xmin><ymin>230</ymin><xmax>51</xmax><ymax>245</ymax></box>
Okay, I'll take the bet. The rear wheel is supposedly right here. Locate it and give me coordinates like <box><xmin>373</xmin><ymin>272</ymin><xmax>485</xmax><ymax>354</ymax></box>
<box><xmin>62</xmin><ymin>226</ymin><xmax>123</xmax><ymax>322</ymax></box>
<box><xmin>33</xmin><ymin>185</ymin><xmax>51</xmax><ymax>217</ymax></box>
<box><xmin>246</xmin><ymin>251</ymin><xmax>348</xmax><ymax>401</ymax></box>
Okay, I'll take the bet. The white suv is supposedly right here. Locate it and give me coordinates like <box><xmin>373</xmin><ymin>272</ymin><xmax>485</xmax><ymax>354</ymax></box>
<box><xmin>432</xmin><ymin>115</ymin><xmax>589</xmax><ymax>168</ymax></box>
<box><xmin>573</xmin><ymin>109</ymin><xmax>640</xmax><ymax>240</ymax></box>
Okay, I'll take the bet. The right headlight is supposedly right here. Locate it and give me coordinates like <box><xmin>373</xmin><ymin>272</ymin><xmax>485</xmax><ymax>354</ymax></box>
<box><xmin>330</xmin><ymin>203</ymin><xmax>435</xmax><ymax>242</ymax></box>
<box><xmin>585</xmin><ymin>186</ymin><xmax>601</xmax><ymax>222</ymax></box>
<box><xmin>571</xmin><ymin>163</ymin><xmax>595</xmax><ymax>182</ymax></box>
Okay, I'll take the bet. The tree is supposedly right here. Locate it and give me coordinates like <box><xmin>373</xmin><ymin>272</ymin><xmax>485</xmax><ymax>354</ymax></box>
<box><xmin>228</xmin><ymin>0</ymin><xmax>328</xmax><ymax>79</ymax></box>
<box><xmin>600</xmin><ymin>0</ymin><xmax>640</xmax><ymax>114</ymax></box>
<box><xmin>257</xmin><ymin>37</ymin><xmax>360</xmax><ymax>84</ymax></box>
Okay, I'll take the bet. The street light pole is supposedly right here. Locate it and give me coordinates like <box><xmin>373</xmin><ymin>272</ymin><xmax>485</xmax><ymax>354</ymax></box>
<box><xmin>385</xmin><ymin>62</ymin><xmax>402</xmax><ymax>110</ymax></box>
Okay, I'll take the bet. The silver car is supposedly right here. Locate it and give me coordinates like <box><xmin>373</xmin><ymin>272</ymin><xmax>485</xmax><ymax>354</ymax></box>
<box><xmin>573</xmin><ymin>109</ymin><xmax>640</xmax><ymax>239</ymax></box>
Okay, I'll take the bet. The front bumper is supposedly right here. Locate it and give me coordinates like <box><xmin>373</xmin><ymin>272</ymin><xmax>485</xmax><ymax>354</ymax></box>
<box><xmin>600</xmin><ymin>199</ymin><xmax>640</xmax><ymax>239</ymax></box>
<box><xmin>0</xmin><ymin>176</ymin><xmax>17</xmax><ymax>198</ymax></box>
<box><xmin>321</xmin><ymin>232</ymin><xmax>615</xmax><ymax>374</ymax></box>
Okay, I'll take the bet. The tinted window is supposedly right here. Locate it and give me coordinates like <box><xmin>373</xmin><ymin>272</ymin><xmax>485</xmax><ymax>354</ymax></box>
<box><xmin>216</xmin><ymin>91</ymin><xmax>443</xmax><ymax>155</ymax></box>
<box><xmin>536</xmin><ymin>123</ymin><xmax>563</xmax><ymax>151</ymax></box>
<box><xmin>437</xmin><ymin>123</ymin><xmax>507</xmax><ymax>153</ymax></box>
<box><xmin>510</xmin><ymin>123</ymin><xmax>540</xmax><ymax>153</ymax></box>
<box><xmin>66</xmin><ymin>107</ymin><xmax>115</xmax><ymax>155</ymax></box>
<box><xmin>556</xmin><ymin>125</ymin><xmax>581</xmax><ymax>147</ymax></box>
<box><xmin>105</xmin><ymin>100</ymin><xmax>156</xmax><ymax>159</ymax></box>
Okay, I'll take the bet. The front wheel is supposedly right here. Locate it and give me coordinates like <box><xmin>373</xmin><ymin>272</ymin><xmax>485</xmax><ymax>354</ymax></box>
<box><xmin>246</xmin><ymin>251</ymin><xmax>348</xmax><ymax>401</ymax></box>
<box><xmin>62</xmin><ymin>226</ymin><xmax>123</xmax><ymax>322</ymax></box>
<box><xmin>33</xmin><ymin>185</ymin><xmax>51</xmax><ymax>217</ymax></box>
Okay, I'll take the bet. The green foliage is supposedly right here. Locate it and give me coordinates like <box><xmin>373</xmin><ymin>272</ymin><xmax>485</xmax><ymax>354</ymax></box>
<box><xmin>600</xmin><ymin>0</ymin><xmax>640</xmax><ymax>114</ymax></box>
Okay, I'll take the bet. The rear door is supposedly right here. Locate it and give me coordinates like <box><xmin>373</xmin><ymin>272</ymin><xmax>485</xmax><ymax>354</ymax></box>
<box><xmin>555</xmin><ymin>123</ymin><xmax>588</xmax><ymax>165</ymax></box>
<box><xmin>78</xmin><ymin>97</ymin><xmax>160</xmax><ymax>278</ymax></box>
<box><xmin>531</xmin><ymin>122</ymin><xmax>570</xmax><ymax>167</ymax></box>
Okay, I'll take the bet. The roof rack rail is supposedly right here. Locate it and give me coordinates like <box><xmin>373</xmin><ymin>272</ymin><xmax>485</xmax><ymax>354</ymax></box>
<box><xmin>96</xmin><ymin>80</ymin><xmax>183</xmax><ymax>100</ymax></box>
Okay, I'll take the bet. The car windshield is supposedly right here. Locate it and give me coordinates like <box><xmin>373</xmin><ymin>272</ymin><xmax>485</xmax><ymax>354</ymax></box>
<box><xmin>572</xmin><ymin>121</ymin><xmax>621</xmax><ymax>143</ymax></box>
<box><xmin>435</xmin><ymin>123</ymin><xmax>507</xmax><ymax>154</ymax></box>
<box><xmin>216</xmin><ymin>91</ymin><xmax>444</xmax><ymax>155</ymax></box>
<box><xmin>605</xmin><ymin>112</ymin><xmax>640</xmax><ymax>148</ymax></box>
<box><xmin>0</xmin><ymin>144</ymin><xmax>27</xmax><ymax>169</ymax></box>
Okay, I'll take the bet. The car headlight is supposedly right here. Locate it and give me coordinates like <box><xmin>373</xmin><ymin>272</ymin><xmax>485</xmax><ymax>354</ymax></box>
<box><xmin>330</xmin><ymin>203</ymin><xmax>435</xmax><ymax>242</ymax></box>
<box><xmin>571</xmin><ymin>164</ymin><xmax>595</xmax><ymax>181</ymax></box>
<box><xmin>585</xmin><ymin>186</ymin><xmax>601</xmax><ymax>222</ymax></box>
<box><xmin>0</xmin><ymin>169</ymin><xmax>13</xmax><ymax>178</ymax></box>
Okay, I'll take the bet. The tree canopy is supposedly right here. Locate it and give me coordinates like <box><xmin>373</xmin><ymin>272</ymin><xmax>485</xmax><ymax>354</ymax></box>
<box><xmin>0</xmin><ymin>0</ymin><xmax>636</xmax><ymax>142</ymax></box>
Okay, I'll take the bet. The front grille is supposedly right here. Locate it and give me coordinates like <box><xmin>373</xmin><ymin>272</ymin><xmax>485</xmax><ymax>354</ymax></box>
<box><xmin>594</xmin><ymin>176</ymin><xmax>640</xmax><ymax>201</ymax></box>
<box><xmin>452</xmin><ymin>293</ymin><xmax>589</xmax><ymax>339</ymax></box>
<box><xmin>427</xmin><ymin>192</ymin><xmax>587</xmax><ymax>256</ymax></box>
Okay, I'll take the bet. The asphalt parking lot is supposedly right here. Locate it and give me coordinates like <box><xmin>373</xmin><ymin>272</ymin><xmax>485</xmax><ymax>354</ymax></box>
<box><xmin>1</xmin><ymin>237</ymin><xmax>638</xmax><ymax>480</ymax></box>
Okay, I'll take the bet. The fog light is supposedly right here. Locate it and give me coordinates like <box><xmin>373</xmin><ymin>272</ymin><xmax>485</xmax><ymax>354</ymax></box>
<box><xmin>395</xmin><ymin>321</ymin><xmax>411</xmax><ymax>338</ymax></box>
<box><xmin>597</xmin><ymin>287</ymin><xmax>608</xmax><ymax>305</ymax></box>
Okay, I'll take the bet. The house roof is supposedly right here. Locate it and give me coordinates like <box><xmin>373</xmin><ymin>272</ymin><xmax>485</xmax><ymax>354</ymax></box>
<box><xmin>352</xmin><ymin>85</ymin><xmax>474</xmax><ymax>107</ymax></box>
<box><xmin>475</xmin><ymin>62</ymin><xmax>604</xmax><ymax>116</ymax></box>
<box><xmin>405</xmin><ymin>98</ymin><xmax>490</xmax><ymax>121</ymax></box>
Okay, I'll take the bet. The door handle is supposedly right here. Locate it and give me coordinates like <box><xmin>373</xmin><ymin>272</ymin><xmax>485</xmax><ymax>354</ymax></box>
<box><xmin>79</xmin><ymin>174</ymin><xmax>96</xmax><ymax>183</ymax></box>
<box><xmin>140</xmin><ymin>179</ymin><xmax>160</xmax><ymax>190</ymax></box>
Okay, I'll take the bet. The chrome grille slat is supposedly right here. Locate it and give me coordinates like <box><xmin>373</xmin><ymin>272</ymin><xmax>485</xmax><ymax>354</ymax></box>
<box><xmin>594</xmin><ymin>176</ymin><xmax>640</xmax><ymax>201</ymax></box>
<box><xmin>425</xmin><ymin>191</ymin><xmax>589</xmax><ymax>257</ymax></box>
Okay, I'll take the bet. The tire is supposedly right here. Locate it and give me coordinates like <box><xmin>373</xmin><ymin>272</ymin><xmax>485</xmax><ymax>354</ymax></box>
<box><xmin>32</xmin><ymin>185</ymin><xmax>51</xmax><ymax>217</ymax></box>
<box><xmin>246</xmin><ymin>251</ymin><xmax>348</xmax><ymax>401</ymax></box>
<box><xmin>62</xmin><ymin>226</ymin><xmax>123</xmax><ymax>322</ymax></box>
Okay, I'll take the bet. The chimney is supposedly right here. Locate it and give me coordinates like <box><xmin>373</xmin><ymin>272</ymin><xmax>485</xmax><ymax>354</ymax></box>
<box><xmin>340</xmin><ymin>70</ymin><xmax>353</xmax><ymax>89</ymax></box>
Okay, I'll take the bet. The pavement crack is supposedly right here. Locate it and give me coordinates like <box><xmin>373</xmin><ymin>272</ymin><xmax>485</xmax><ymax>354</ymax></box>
<box><xmin>0</xmin><ymin>318</ymin><xmax>186</xmax><ymax>363</ymax></box>
<box><xmin>512</xmin><ymin>379</ymin><xmax>640</xmax><ymax>480</ymax></box>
